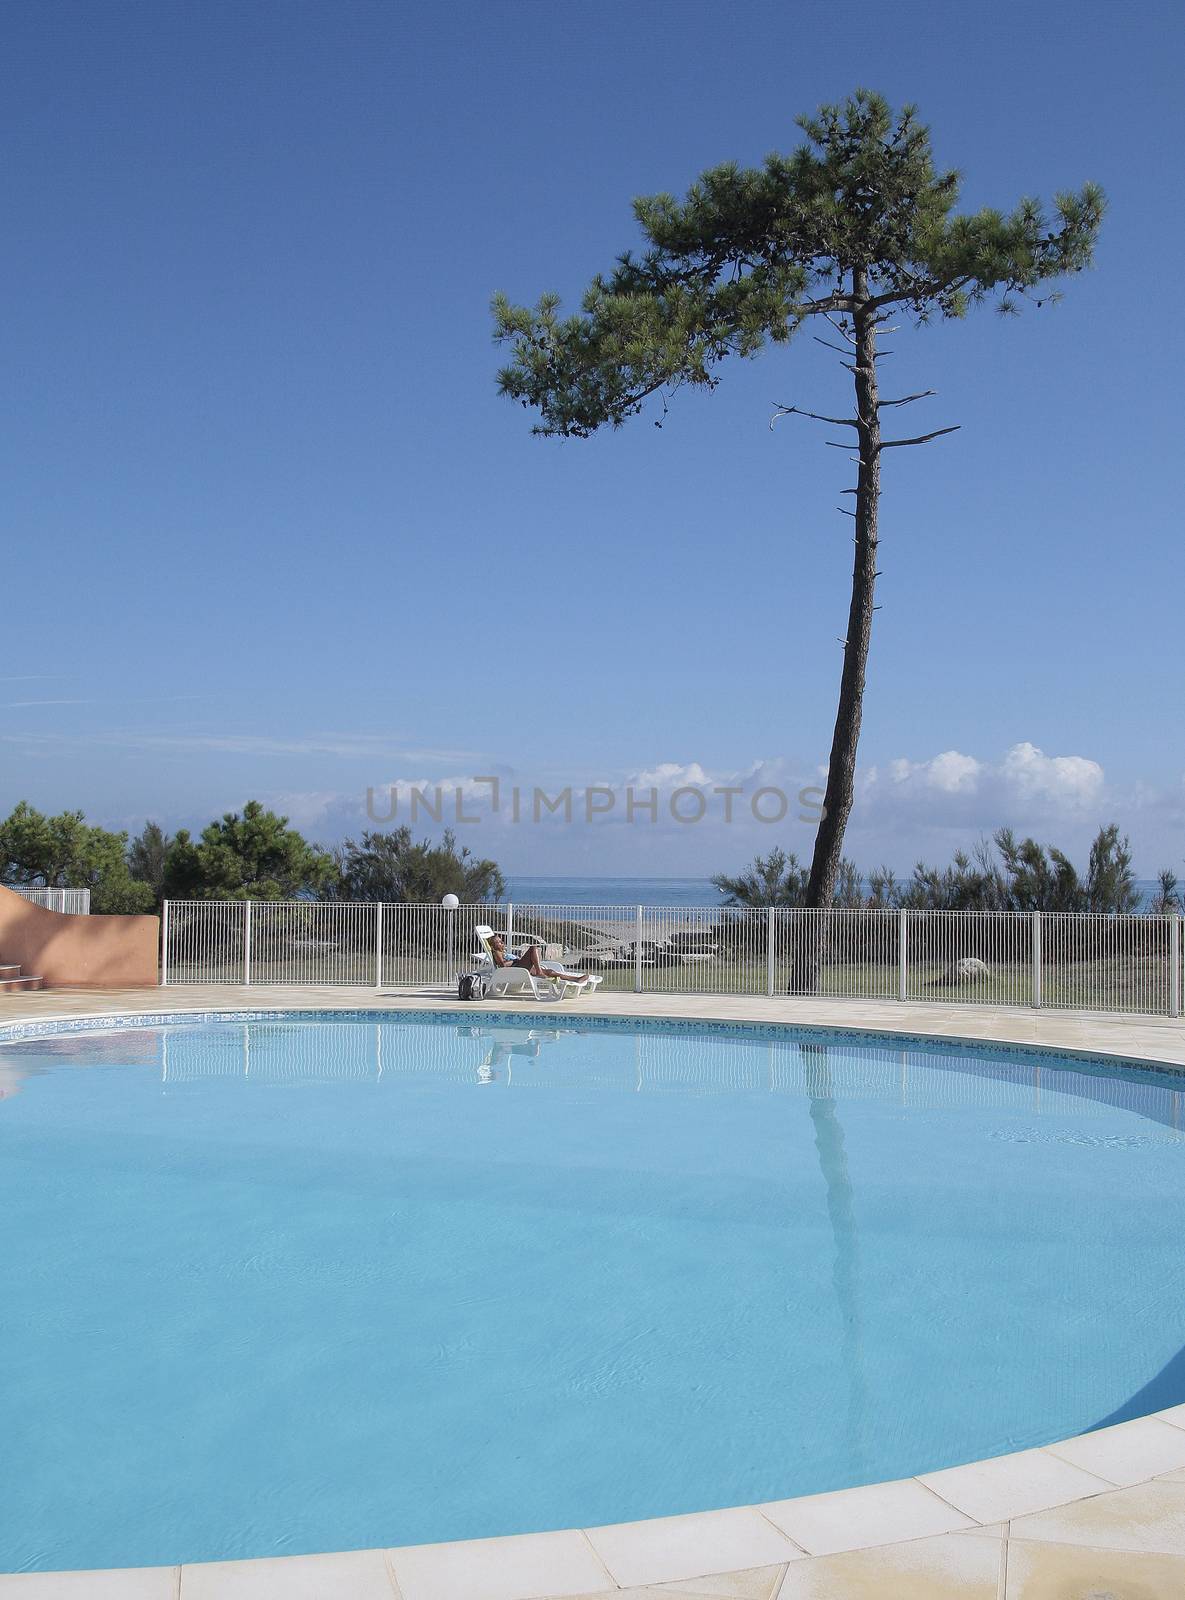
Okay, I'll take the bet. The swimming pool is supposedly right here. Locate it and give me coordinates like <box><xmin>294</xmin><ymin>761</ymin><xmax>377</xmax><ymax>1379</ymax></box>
<box><xmin>3</xmin><ymin>1009</ymin><xmax>1185</xmax><ymax>1572</ymax></box>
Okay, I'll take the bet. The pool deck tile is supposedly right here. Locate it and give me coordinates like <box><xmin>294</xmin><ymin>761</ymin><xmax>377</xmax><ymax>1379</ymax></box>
<box><xmin>179</xmin><ymin>1548</ymin><xmax>397</xmax><ymax>1598</ymax></box>
<box><xmin>760</xmin><ymin>1475</ymin><xmax>975</xmax><ymax>1554</ymax></box>
<box><xmin>1043</xmin><ymin>1415</ymin><xmax>1185</xmax><ymax>1486</ymax></box>
<box><xmin>0</xmin><ymin>1570</ymin><xmax>180</xmax><ymax>1599</ymax></box>
<box><xmin>1007</xmin><ymin>1477</ymin><xmax>1185</xmax><ymax>1554</ymax></box>
<box><xmin>583</xmin><ymin>1508</ymin><xmax>805</xmax><ymax>1588</ymax></box>
<box><xmin>772</xmin><ymin>1529</ymin><xmax>1004</xmax><ymax>1600</ymax></box>
<box><xmin>917</xmin><ymin>1446</ymin><xmax>1113</xmax><ymax>1525</ymax></box>
<box><xmin>387</xmin><ymin>1529</ymin><xmax>613</xmax><ymax>1600</ymax></box>
<box><xmin>532</xmin><ymin>1591</ymin><xmax>730</xmax><ymax>1600</ymax></box>
<box><xmin>538</xmin><ymin>1572</ymin><xmax>789</xmax><ymax>1600</ymax></box>
<box><xmin>651</xmin><ymin>1565</ymin><xmax>789</xmax><ymax>1597</ymax></box>
<box><xmin>1004</xmin><ymin>1535</ymin><xmax>1185</xmax><ymax>1597</ymax></box>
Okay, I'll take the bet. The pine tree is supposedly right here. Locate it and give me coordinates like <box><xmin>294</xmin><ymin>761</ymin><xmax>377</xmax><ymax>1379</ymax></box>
<box><xmin>494</xmin><ymin>90</ymin><xmax>1102</xmax><ymax>987</ymax></box>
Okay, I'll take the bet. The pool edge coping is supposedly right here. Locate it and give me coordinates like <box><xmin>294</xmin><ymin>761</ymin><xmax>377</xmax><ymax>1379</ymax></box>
<box><xmin>4</xmin><ymin>989</ymin><xmax>1185</xmax><ymax>1597</ymax></box>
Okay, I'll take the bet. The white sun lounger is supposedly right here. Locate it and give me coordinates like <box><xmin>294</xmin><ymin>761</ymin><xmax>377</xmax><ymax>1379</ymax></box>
<box><xmin>473</xmin><ymin>925</ymin><xmax>603</xmax><ymax>1001</ymax></box>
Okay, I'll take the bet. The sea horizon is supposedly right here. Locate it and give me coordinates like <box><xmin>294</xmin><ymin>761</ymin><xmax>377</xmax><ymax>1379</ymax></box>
<box><xmin>503</xmin><ymin>874</ymin><xmax>1169</xmax><ymax>910</ymax></box>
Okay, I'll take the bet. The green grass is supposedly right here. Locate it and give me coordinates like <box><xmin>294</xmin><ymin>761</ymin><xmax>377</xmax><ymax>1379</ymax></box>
<box><xmin>169</xmin><ymin>951</ymin><xmax>1176</xmax><ymax>1016</ymax></box>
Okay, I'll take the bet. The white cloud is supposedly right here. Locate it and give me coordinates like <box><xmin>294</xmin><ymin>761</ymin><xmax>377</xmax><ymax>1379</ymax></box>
<box><xmin>1000</xmin><ymin>741</ymin><xmax>1104</xmax><ymax>805</ymax></box>
<box><xmin>869</xmin><ymin>743</ymin><xmax>1102</xmax><ymax>812</ymax></box>
<box><xmin>630</xmin><ymin>761</ymin><xmax>712</xmax><ymax>790</ymax></box>
<box><xmin>844</xmin><ymin>739</ymin><xmax>1166</xmax><ymax>869</ymax></box>
<box><xmin>259</xmin><ymin>744</ymin><xmax>1124</xmax><ymax>860</ymax></box>
<box><xmin>11</xmin><ymin>736</ymin><xmax>1177</xmax><ymax>876</ymax></box>
<box><xmin>886</xmin><ymin>750</ymin><xmax>983</xmax><ymax>794</ymax></box>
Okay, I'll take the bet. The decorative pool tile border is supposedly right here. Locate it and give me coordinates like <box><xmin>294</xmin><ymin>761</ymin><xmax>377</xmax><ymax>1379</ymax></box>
<box><xmin>3</xmin><ymin>1001</ymin><xmax>1184</xmax><ymax>1085</ymax></box>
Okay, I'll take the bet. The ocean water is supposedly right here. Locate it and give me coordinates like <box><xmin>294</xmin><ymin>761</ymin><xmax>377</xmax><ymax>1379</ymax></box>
<box><xmin>505</xmin><ymin>876</ymin><xmax>721</xmax><ymax>907</ymax></box>
<box><xmin>3</xmin><ymin>1013</ymin><xmax>1185</xmax><ymax>1572</ymax></box>
<box><xmin>505</xmin><ymin>876</ymin><xmax>1168</xmax><ymax>909</ymax></box>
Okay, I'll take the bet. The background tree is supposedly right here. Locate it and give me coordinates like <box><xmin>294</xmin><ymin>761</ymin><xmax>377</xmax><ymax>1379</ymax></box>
<box><xmin>0</xmin><ymin>800</ymin><xmax>154</xmax><ymax>913</ymax></box>
<box><xmin>865</xmin><ymin>866</ymin><xmax>902</xmax><ymax>908</ymax></box>
<box><xmin>330</xmin><ymin>827</ymin><xmax>504</xmax><ymax>903</ymax></box>
<box><xmin>713</xmin><ymin>845</ymin><xmax>808</xmax><ymax>907</ymax></box>
<box><xmin>898</xmin><ymin>841</ymin><xmax>1007</xmax><ymax>911</ymax></box>
<box><xmin>127</xmin><ymin>821</ymin><xmax>172</xmax><ymax>906</ymax></box>
<box><xmin>718</xmin><ymin>824</ymin><xmax>1144</xmax><ymax>915</ymax></box>
<box><xmin>1150</xmin><ymin>869</ymin><xmax>1182</xmax><ymax>914</ymax></box>
<box><xmin>994</xmin><ymin>823</ymin><xmax>1139</xmax><ymax>914</ymax></box>
<box><xmin>1081</xmin><ymin>824</ymin><xmax>1142</xmax><ymax>915</ymax></box>
<box><xmin>494</xmin><ymin>89</ymin><xmax>1102</xmax><ymax>984</ymax></box>
<box><xmin>161</xmin><ymin>801</ymin><xmax>334</xmax><ymax>901</ymax></box>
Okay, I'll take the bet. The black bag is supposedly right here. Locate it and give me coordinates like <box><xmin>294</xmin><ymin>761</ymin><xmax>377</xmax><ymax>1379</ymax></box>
<box><xmin>458</xmin><ymin>973</ymin><xmax>489</xmax><ymax>1001</ymax></box>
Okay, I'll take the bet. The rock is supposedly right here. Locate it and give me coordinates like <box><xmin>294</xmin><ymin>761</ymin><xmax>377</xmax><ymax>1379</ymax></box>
<box><xmin>947</xmin><ymin>956</ymin><xmax>991</xmax><ymax>983</ymax></box>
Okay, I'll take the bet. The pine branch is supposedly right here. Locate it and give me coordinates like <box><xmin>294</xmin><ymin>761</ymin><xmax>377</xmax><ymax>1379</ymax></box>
<box><xmin>879</xmin><ymin>425</ymin><xmax>961</xmax><ymax>449</ymax></box>
<box><xmin>771</xmin><ymin>403</ymin><xmax>861</xmax><ymax>430</ymax></box>
<box><xmin>878</xmin><ymin>389</ymin><xmax>935</xmax><ymax>408</ymax></box>
<box><xmin>812</xmin><ymin>335</ymin><xmax>854</xmax><ymax>357</ymax></box>
<box><xmin>821</xmin><ymin>311</ymin><xmax>858</xmax><ymax>344</ymax></box>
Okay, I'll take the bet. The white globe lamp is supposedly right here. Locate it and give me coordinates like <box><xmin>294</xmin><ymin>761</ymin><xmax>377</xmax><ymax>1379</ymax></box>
<box><xmin>441</xmin><ymin>893</ymin><xmax>460</xmax><ymax>982</ymax></box>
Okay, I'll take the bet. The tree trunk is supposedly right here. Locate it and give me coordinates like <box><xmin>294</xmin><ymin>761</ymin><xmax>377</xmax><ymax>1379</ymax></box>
<box><xmin>792</xmin><ymin>271</ymin><xmax>880</xmax><ymax>992</ymax></box>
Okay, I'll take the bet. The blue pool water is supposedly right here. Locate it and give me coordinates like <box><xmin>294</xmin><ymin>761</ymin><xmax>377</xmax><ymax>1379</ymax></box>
<box><xmin>3</xmin><ymin>1012</ymin><xmax>1185</xmax><ymax>1572</ymax></box>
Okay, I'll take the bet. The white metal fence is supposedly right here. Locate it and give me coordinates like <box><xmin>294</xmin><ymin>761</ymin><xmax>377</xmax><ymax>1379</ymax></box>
<box><xmin>160</xmin><ymin>900</ymin><xmax>1185</xmax><ymax>1017</ymax></box>
<box><xmin>6</xmin><ymin>886</ymin><xmax>91</xmax><ymax>914</ymax></box>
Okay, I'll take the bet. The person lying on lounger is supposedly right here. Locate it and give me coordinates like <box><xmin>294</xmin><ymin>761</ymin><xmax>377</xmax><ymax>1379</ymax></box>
<box><xmin>487</xmin><ymin>934</ymin><xmax>591</xmax><ymax>985</ymax></box>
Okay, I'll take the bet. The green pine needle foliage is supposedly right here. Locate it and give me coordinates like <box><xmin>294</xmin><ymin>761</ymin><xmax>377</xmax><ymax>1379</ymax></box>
<box><xmin>493</xmin><ymin>89</ymin><xmax>1103</xmax><ymax>436</ymax></box>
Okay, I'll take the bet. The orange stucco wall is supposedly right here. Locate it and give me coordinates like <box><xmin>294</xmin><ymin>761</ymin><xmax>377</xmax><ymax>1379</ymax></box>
<box><xmin>0</xmin><ymin>884</ymin><xmax>159</xmax><ymax>987</ymax></box>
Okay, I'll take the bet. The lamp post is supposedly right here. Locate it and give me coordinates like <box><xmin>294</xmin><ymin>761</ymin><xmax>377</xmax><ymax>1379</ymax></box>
<box><xmin>441</xmin><ymin>893</ymin><xmax>459</xmax><ymax>984</ymax></box>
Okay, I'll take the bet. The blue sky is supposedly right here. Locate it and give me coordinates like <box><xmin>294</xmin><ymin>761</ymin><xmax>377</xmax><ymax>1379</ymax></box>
<box><xmin>3</xmin><ymin>0</ymin><xmax>1182</xmax><ymax>877</ymax></box>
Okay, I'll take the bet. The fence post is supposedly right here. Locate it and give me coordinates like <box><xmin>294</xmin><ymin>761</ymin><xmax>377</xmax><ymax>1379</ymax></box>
<box><xmin>898</xmin><ymin>909</ymin><xmax>908</xmax><ymax>1001</ymax></box>
<box><xmin>243</xmin><ymin>900</ymin><xmax>252</xmax><ymax>986</ymax></box>
<box><xmin>766</xmin><ymin>907</ymin><xmax>775</xmax><ymax>997</ymax></box>
<box><xmin>375</xmin><ymin>902</ymin><xmax>384</xmax><ymax>991</ymax></box>
<box><xmin>1032</xmin><ymin>911</ymin><xmax>1042</xmax><ymax>1009</ymax></box>
<box><xmin>1171</xmin><ymin>912</ymin><xmax>1181</xmax><ymax>1019</ymax></box>
<box><xmin>505</xmin><ymin>902</ymin><xmax>514</xmax><ymax>948</ymax></box>
<box><xmin>161</xmin><ymin>900</ymin><xmax>170</xmax><ymax>987</ymax></box>
<box><xmin>635</xmin><ymin>906</ymin><xmax>644</xmax><ymax>993</ymax></box>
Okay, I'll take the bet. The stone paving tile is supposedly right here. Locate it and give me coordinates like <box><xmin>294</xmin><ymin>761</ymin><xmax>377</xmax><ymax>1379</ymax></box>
<box><xmin>179</xmin><ymin>1549</ymin><xmax>397</xmax><ymax>1598</ymax></box>
<box><xmin>533</xmin><ymin>1592</ymin><xmax>693</xmax><ymax>1600</ymax></box>
<box><xmin>388</xmin><ymin>1529</ymin><xmax>613</xmax><ymax>1600</ymax></box>
<box><xmin>1005</xmin><ymin>1536</ymin><xmax>1185</xmax><ymax>1597</ymax></box>
<box><xmin>652</xmin><ymin>1566</ymin><xmax>789</xmax><ymax>1597</ymax></box>
<box><xmin>1008</xmin><ymin>1478</ymin><xmax>1185</xmax><ymax>1555</ymax></box>
<box><xmin>0</xmin><ymin>1571</ymin><xmax>179</xmax><ymax>1599</ymax></box>
<box><xmin>773</xmin><ymin>1530</ymin><xmax>1003</xmax><ymax>1599</ymax></box>
<box><xmin>539</xmin><ymin>1574</ymin><xmax>788</xmax><ymax>1600</ymax></box>
<box><xmin>584</xmin><ymin>1508</ymin><xmax>804</xmax><ymax>1588</ymax></box>
<box><xmin>919</xmin><ymin>1447</ymin><xmax>1113</xmax><ymax>1525</ymax></box>
<box><xmin>1044</xmin><ymin>1416</ymin><xmax>1185</xmax><ymax>1486</ymax></box>
<box><xmin>761</xmin><ymin>1475</ymin><xmax>974</xmax><ymax>1555</ymax></box>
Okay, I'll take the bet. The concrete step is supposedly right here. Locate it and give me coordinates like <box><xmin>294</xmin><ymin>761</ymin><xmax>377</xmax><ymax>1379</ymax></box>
<box><xmin>0</xmin><ymin>974</ymin><xmax>44</xmax><ymax>992</ymax></box>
